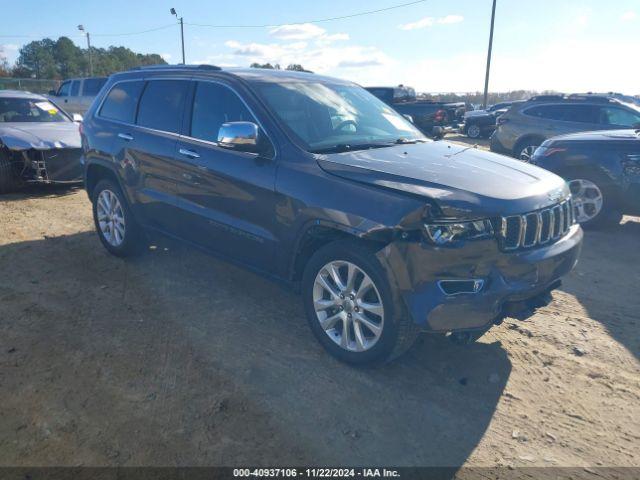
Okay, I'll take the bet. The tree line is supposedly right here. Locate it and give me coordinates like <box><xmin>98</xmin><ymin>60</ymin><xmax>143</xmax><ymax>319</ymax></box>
<box><xmin>0</xmin><ymin>37</ymin><xmax>166</xmax><ymax>79</ymax></box>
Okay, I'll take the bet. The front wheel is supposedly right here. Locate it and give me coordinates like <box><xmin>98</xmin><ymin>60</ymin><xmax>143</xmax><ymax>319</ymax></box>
<box><xmin>0</xmin><ymin>150</ymin><xmax>22</xmax><ymax>194</ymax></box>
<box><xmin>302</xmin><ymin>240</ymin><xmax>419</xmax><ymax>365</ymax></box>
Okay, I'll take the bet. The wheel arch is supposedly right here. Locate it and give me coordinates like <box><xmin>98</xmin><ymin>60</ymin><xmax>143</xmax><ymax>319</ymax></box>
<box><xmin>513</xmin><ymin>134</ymin><xmax>546</xmax><ymax>157</ymax></box>
<box><xmin>85</xmin><ymin>162</ymin><xmax>127</xmax><ymax>200</ymax></box>
<box><xmin>288</xmin><ymin>220</ymin><xmax>389</xmax><ymax>287</ymax></box>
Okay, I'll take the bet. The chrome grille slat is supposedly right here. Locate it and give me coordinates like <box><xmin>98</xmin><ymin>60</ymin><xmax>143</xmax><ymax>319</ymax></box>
<box><xmin>500</xmin><ymin>199</ymin><xmax>574</xmax><ymax>251</ymax></box>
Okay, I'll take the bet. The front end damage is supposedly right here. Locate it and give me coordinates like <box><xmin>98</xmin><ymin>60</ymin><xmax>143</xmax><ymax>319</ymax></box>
<box><xmin>372</xmin><ymin>225</ymin><xmax>582</xmax><ymax>334</ymax></box>
<box><xmin>3</xmin><ymin>147</ymin><xmax>83</xmax><ymax>184</ymax></box>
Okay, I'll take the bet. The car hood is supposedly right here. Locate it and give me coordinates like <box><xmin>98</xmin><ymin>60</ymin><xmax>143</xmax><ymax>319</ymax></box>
<box><xmin>316</xmin><ymin>141</ymin><xmax>569</xmax><ymax>218</ymax></box>
<box><xmin>0</xmin><ymin>122</ymin><xmax>81</xmax><ymax>150</ymax></box>
<box><xmin>546</xmin><ymin>129</ymin><xmax>640</xmax><ymax>143</ymax></box>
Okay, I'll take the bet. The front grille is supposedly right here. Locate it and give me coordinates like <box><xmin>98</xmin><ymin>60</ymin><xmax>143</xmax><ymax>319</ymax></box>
<box><xmin>499</xmin><ymin>199</ymin><xmax>574</xmax><ymax>251</ymax></box>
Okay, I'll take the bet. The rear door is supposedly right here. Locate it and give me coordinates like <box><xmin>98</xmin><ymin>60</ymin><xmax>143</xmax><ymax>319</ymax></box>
<box><xmin>127</xmin><ymin>78</ymin><xmax>191</xmax><ymax>233</ymax></box>
<box><xmin>173</xmin><ymin>80</ymin><xmax>279</xmax><ymax>271</ymax></box>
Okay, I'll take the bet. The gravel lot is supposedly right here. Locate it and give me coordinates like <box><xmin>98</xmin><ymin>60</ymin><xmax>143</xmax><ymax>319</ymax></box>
<box><xmin>1</xmin><ymin>142</ymin><xmax>639</xmax><ymax>468</ymax></box>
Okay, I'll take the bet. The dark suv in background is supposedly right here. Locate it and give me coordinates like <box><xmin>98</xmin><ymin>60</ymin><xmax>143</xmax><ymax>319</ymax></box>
<box><xmin>531</xmin><ymin>128</ymin><xmax>640</xmax><ymax>228</ymax></box>
<box><xmin>81</xmin><ymin>65</ymin><xmax>582</xmax><ymax>365</ymax></box>
<box><xmin>491</xmin><ymin>94</ymin><xmax>640</xmax><ymax>160</ymax></box>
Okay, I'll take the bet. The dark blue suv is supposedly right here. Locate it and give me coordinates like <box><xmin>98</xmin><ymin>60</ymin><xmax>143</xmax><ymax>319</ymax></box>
<box><xmin>81</xmin><ymin>65</ymin><xmax>583</xmax><ymax>364</ymax></box>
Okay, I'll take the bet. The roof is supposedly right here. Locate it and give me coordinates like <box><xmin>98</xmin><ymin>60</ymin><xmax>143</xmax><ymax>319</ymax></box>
<box><xmin>112</xmin><ymin>64</ymin><xmax>353</xmax><ymax>85</ymax></box>
<box><xmin>0</xmin><ymin>89</ymin><xmax>47</xmax><ymax>100</ymax></box>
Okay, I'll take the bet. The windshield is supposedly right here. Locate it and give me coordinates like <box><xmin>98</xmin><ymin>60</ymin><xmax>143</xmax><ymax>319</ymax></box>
<box><xmin>0</xmin><ymin>97</ymin><xmax>70</xmax><ymax>123</ymax></box>
<box><xmin>252</xmin><ymin>81</ymin><xmax>426</xmax><ymax>152</ymax></box>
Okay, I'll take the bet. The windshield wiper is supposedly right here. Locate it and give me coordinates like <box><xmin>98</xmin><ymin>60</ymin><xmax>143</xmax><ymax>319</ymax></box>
<box><xmin>310</xmin><ymin>143</ymin><xmax>397</xmax><ymax>154</ymax></box>
<box><xmin>394</xmin><ymin>138</ymin><xmax>427</xmax><ymax>145</ymax></box>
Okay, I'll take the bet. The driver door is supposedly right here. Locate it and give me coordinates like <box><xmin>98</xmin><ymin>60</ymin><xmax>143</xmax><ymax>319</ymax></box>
<box><xmin>173</xmin><ymin>81</ymin><xmax>279</xmax><ymax>272</ymax></box>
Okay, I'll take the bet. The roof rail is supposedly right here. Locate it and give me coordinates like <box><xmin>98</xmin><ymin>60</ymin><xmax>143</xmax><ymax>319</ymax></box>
<box><xmin>567</xmin><ymin>93</ymin><xmax>616</xmax><ymax>104</ymax></box>
<box><xmin>133</xmin><ymin>64</ymin><xmax>222</xmax><ymax>71</ymax></box>
<box><xmin>528</xmin><ymin>95</ymin><xmax>565</xmax><ymax>102</ymax></box>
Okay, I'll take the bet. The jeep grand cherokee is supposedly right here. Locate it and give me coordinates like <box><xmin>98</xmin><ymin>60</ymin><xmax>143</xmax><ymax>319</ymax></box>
<box><xmin>80</xmin><ymin>65</ymin><xmax>583</xmax><ymax>364</ymax></box>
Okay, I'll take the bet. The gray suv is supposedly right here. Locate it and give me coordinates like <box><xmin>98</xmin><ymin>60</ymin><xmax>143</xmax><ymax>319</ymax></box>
<box><xmin>490</xmin><ymin>95</ymin><xmax>640</xmax><ymax>160</ymax></box>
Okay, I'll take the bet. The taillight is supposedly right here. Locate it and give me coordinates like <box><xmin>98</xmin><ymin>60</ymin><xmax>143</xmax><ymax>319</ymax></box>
<box><xmin>541</xmin><ymin>147</ymin><xmax>567</xmax><ymax>157</ymax></box>
<box><xmin>78</xmin><ymin>121</ymin><xmax>83</xmax><ymax>135</ymax></box>
<box><xmin>434</xmin><ymin>109</ymin><xmax>446</xmax><ymax>123</ymax></box>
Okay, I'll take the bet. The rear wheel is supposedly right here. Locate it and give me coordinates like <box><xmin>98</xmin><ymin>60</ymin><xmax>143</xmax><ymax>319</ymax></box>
<box><xmin>302</xmin><ymin>240</ymin><xmax>419</xmax><ymax>365</ymax></box>
<box><xmin>567</xmin><ymin>175</ymin><xmax>622</xmax><ymax>229</ymax></box>
<box><xmin>92</xmin><ymin>179</ymin><xmax>145</xmax><ymax>256</ymax></box>
<box><xmin>0</xmin><ymin>149</ymin><xmax>21</xmax><ymax>194</ymax></box>
<box><xmin>514</xmin><ymin>138</ymin><xmax>543</xmax><ymax>162</ymax></box>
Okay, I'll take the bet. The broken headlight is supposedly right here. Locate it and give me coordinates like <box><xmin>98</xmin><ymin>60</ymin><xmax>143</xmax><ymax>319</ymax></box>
<box><xmin>424</xmin><ymin>219</ymin><xmax>494</xmax><ymax>245</ymax></box>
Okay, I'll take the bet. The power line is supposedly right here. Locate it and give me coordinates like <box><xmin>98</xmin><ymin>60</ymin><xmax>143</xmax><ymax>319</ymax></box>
<box><xmin>0</xmin><ymin>0</ymin><xmax>427</xmax><ymax>39</ymax></box>
<box><xmin>186</xmin><ymin>0</ymin><xmax>428</xmax><ymax>28</ymax></box>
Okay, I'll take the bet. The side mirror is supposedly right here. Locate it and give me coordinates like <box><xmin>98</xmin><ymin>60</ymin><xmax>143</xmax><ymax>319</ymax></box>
<box><xmin>48</xmin><ymin>90</ymin><xmax>57</xmax><ymax>96</ymax></box>
<box><xmin>217</xmin><ymin>122</ymin><xmax>259</xmax><ymax>152</ymax></box>
<box><xmin>432</xmin><ymin>126</ymin><xmax>445</xmax><ymax>140</ymax></box>
<box><xmin>72</xmin><ymin>113</ymin><xmax>83</xmax><ymax>123</ymax></box>
<box><xmin>403</xmin><ymin>114</ymin><xmax>414</xmax><ymax>123</ymax></box>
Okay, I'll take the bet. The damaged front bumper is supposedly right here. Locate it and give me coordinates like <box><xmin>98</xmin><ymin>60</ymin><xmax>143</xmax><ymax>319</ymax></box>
<box><xmin>6</xmin><ymin>148</ymin><xmax>83</xmax><ymax>184</ymax></box>
<box><xmin>376</xmin><ymin>224</ymin><xmax>583</xmax><ymax>332</ymax></box>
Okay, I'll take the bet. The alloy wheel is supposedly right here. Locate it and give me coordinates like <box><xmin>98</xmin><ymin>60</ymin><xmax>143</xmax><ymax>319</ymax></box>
<box><xmin>569</xmin><ymin>179</ymin><xmax>604</xmax><ymax>223</ymax></box>
<box><xmin>96</xmin><ymin>189</ymin><xmax>126</xmax><ymax>247</ymax></box>
<box><xmin>519</xmin><ymin>145</ymin><xmax>538</xmax><ymax>162</ymax></box>
<box><xmin>313</xmin><ymin>261</ymin><xmax>385</xmax><ymax>353</ymax></box>
<box><xmin>467</xmin><ymin>125</ymin><xmax>481</xmax><ymax>139</ymax></box>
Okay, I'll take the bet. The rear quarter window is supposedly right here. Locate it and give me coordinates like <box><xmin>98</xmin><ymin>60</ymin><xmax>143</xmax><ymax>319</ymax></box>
<box><xmin>99</xmin><ymin>81</ymin><xmax>145</xmax><ymax>123</ymax></box>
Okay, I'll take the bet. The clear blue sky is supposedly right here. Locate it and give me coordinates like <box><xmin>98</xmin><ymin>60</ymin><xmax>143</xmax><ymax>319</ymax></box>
<box><xmin>1</xmin><ymin>0</ymin><xmax>638</xmax><ymax>93</ymax></box>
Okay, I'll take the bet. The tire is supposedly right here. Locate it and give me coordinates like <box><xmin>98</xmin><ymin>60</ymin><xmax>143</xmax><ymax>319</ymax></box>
<box><xmin>92</xmin><ymin>179</ymin><xmax>145</xmax><ymax>257</ymax></box>
<box><xmin>302</xmin><ymin>239</ymin><xmax>420</xmax><ymax>365</ymax></box>
<box><xmin>466</xmin><ymin>124</ymin><xmax>481</xmax><ymax>139</ymax></box>
<box><xmin>514</xmin><ymin>138</ymin><xmax>543</xmax><ymax>162</ymax></box>
<box><xmin>0</xmin><ymin>149</ymin><xmax>21</xmax><ymax>194</ymax></box>
<box><xmin>565</xmin><ymin>173</ymin><xmax>622</xmax><ymax>230</ymax></box>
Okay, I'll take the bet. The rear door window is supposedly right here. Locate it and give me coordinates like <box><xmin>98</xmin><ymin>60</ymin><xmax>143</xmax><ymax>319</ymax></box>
<box><xmin>558</xmin><ymin>105</ymin><xmax>600</xmax><ymax>124</ymax></box>
<box><xmin>136</xmin><ymin>80</ymin><xmax>190</xmax><ymax>134</ymax></box>
<box><xmin>70</xmin><ymin>81</ymin><xmax>80</xmax><ymax>97</ymax></box>
<box><xmin>524</xmin><ymin>105</ymin><xmax>565</xmax><ymax>120</ymax></box>
<box><xmin>99</xmin><ymin>81</ymin><xmax>144</xmax><ymax>124</ymax></box>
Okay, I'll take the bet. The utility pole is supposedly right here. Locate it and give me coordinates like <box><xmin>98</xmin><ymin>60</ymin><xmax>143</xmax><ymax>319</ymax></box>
<box><xmin>78</xmin><ymin>25</ymin><xmax>93</xmax><ymax>76</ymax></box>
<box><xmin>171</xmin><ymin>8</ymin><xmax>186</xmax><ymax>64</ymax></box>
<box><xmin>483</xmin><ymin>0</ymin><xmax>497</xmax><ymax>109</ymax></box>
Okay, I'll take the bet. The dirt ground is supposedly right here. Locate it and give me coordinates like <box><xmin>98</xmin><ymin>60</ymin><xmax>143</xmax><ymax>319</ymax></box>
<box><xmin>1</xmin><ymin>149</ymin><xmax>639</xmax><ymax>468</ymax></box>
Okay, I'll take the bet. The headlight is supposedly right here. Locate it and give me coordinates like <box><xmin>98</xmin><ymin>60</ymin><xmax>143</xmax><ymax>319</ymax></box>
<box><xmin>424</xmin><ymin>219</ymin><xmax>494</xmax><ymax>245</ymax></box>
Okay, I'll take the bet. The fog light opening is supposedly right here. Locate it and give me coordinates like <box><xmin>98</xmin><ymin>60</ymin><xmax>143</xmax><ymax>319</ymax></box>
<box><xmin>438</xmin><ymin>279</ymin><xmax>485</xmax><ymax>296</ymax></box>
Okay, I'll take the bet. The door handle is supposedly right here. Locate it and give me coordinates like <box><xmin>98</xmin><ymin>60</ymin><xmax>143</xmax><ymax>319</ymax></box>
<box><xmin>118</xmin><ymin>133</ymin><xmax>134</xmax><ymax>141</ymax></box>
<box><xmin>179</xmin><ymin>148</ymin><xmax>200</xmax><ymax>159</ymax></box>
